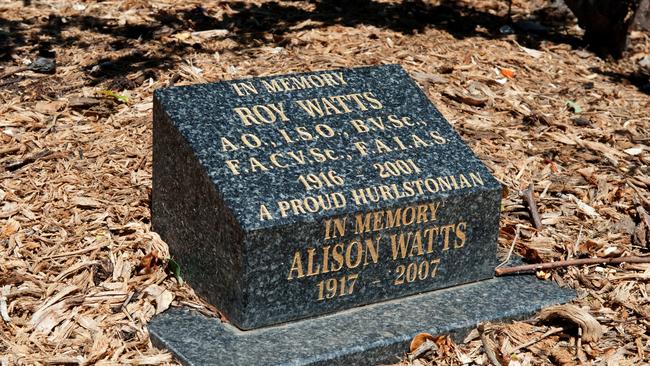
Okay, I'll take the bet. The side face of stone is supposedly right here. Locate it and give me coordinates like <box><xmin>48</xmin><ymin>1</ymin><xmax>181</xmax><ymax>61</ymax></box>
<box><xmin>152</xmin><ymin>65</ymin><xmax>502</xmax><ymax>329</ymax></box>
<box><xmin>153</xmin><ymin>101</ymin><xmax>246</xmax><ymax>322</ymax></box>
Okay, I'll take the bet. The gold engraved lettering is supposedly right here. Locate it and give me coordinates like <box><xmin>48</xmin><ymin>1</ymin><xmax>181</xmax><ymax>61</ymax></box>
<box><xmin>469</xmin><ymin>172</ymin><xmax>484</xmax><ymax>186</ymax></box>
<box><xmin>364</xmin><ymin>236</ymin><xmax>380</xmax><ymax>265</ymax></box>
<box><xmin>394</xmin><ymin>258</ymin><xmax>441</xmax><ymax>286</ymax></box>
<box><xmin>259</xmin><ymin>72</ymin><xmax>347</xmax><ymax>94</ymax></box>
<box><xmin>321</xmin><ymin>245</ymin><xmax>331</xmax><ymax>274</ymax></box>
<box><xmin>249</xmin><ymin>157</ymin><xmax>269</xmax><ymax>173</ymax></box>
<box><xmin>372</xmin><ymin>211</ymin><xmax>385</xmax><ymax>231</ymax></box>
<box><xmin>324</xmin><ymin>217</ymin><xmax>347</xmax><ymax>240</ymax></box>
<box><xmin>392</xmin><ymin>136</ymin><xmax>407</xmax><ymax>150</ymax></box>
<box><xmin>350</xmin><ymin>119</ymin><xmax>368</xmax><ymax>133</ymax></box>
<box><xmin>232</xmin><ymin>106</ymin><xmax>257</xmax><ymax>126</ymax></box>
<box><xmin>458</xmin><ymin>174</ymin><xmax>472</xmax><ymax>189</ymax></box>
<box><xmin>390</xmin><ymin>231</ymin><xmax>410</xmax><ymax>260</ymax></box>
<box><xmin>386</xmin><ymin>219</ymin><xmax>465</xmax><ymax>259</ymax></box>
<box><xmin>289</xmin><ymin>76</ymin><xmax>311</xmax><ymax>89</ymax></box>
<box><xmin>436</xmin><ymin>176</ymin><xmax>452</xmax><ymax>191</ymax></box>
<box><xmin>408</xmin><ymin>230</ymin><xmax>424</xmax><ymax>257</ymax></box>
<box><xmin>321</xmin><ymin>98</ymin><xmax>343</xmax><ymax>115</ymax></box>
<box><xmin>331</xmin><ymin>243</ymin><xmax>345</xmax><ymax>272</ymax></box>
<box><xmin>276</xmin><ymin>193</ymin><xmax>346</xmax><ymax>218</ymax></box>
<box><xmin>363</xmin><ymin>91</ymin><xmax>383</xmax><ymax>109</ymax></box>
<box><xmin>260</xmin><ymin>79</ymin><xmax>284</xmax><ymax>93</ymax></box>
<box><xmin>354</xmin><ymin>202</ymin><xmax>441</xmax><ymax>234</ymax></box>
<box><xmin>220</xmin><ymin>137</ymin><xmax>238</xmax><ymax>152</ymax></box>
<box><xmin>352</xmin><ymin>180</ymin><xmax>466</xmax><ymax>205</ymax></box>
<box><xmin>307</xmin><ymin>248</ymin><xmax>321</xmax><ymax>276</ymax></box>
<box><xmin>269</xmin><ymin>153</ymin><xmax>288</xmax><ymax>168</ymax></box>
<box><xmin>440</xmin><ymin>224</ymin><xmax>455</xmax><ymax>251</ymax></box>
<box><xmin>307</xmin><ymin>74</ymin><xmax>325</xmax><ymax>87</ymax></box>
<box><xmin>385</xmin><ymin>207</ymin><xmax>402</xmax><ymax>229</ymax></box>
<box><xmin>424</xmin><ymin>226</ymin><xmax>440</xmax><ymax>253</ymax></box>
<box><xmin>345</xmin><ymin>93</ymin><xmax>369</xmax><ymax>111</ymax></box>
<box><xmin>225</xmin><ymin>160</ymin><xmax>240</xmax><ymax>175</ymax></box>
<box><xmin>286</xmin><ymin>236</ymin><xmax>381</xmax><ymax>280</ymax></box>
<box><xmin>287</xmin><ymin>251</ymin><xmax>304</xmax><ymax>280</ymax></box>
<box><xmin>374</xmin><ymin>139</ymin><xmax>392</xmax><ymax>154</ymax></box>
<box><xmin>295</xmin><ymin>92</ymin><xmax>383</xmax><ymax>118</ymax></box>
<box><xmin>295</xmin><ymin>99</ymin><xmax>324</xmax><ymax>118</ymax></box>
<box><xmin>232</xmin><ymin>103</ymin><xmax>289</xmax><ymax>126</ymax></box>
<box><xmin>402</xmin><ymin>206</ymin><xmax>415</xmax><ymax>226</ymax></box>
<box><xmin>455</xmin><ymin>222</ymin><xmax>467</xmax><ymax>249</ymax></box>
<box><xmin>332</xmin><ymin>72</ymin><xmax>347</xmax><ymax>85</ymax></box>
<box><xmin>241</xmin><ymin>133</ymin><xmax>261</xmax><ymax>148</ymax></box>
<box><xmin>231</xmin><ymin>82</ymin><xmax>257</xmax><ymax>96</ymax></box>
<box><xmin>259</xmin><ymin>204</ymin><xmax>272</xmax><ymax>221</ymax></box>
<box><xmin>345</xmin><ymin>240</ymin><xmax>363</xmax><ymax>269</ymax></box>
<box><xmin>328</xmin><ymin>95</ymin><xmax>352</xmax><ymax>113</ymax></box>
<box><xmin>411</xmin><ymin>134</ymin><xmax>431</xmax><ymax>148</ymax></box>
<box><xmin>429</xmin><ymin>130</ymin><xmax>447</xmax><ymax>144</ymax></box>
<box><xmin>353</xmin><ymin>141</ymin><xmax>369</xmax><ymax>156</ymax></box>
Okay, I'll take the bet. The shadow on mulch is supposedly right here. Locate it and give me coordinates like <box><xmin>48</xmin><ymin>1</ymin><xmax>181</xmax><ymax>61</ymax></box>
<box><xmin>593</xmin><ymin>67</ymin><xmax>650</xmax><ymax>95</ymax></box>
<box><xmin>4</xmin><ymin>0</ymin><xmax>648</xmax><ymax>94</ymax></box>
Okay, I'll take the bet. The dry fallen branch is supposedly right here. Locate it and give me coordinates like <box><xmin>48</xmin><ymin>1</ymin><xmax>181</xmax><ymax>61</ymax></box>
<box><xmin>495</xmin><ymin>256</ymin><xmax>650</xmax><ymax>276</ymax></box>
<box><xmin>536</xmin><ymin>305</ymin><xmax>603</xmax><ymax>343</ymax></box>
<box><xmin>478</xmin><ymin>324</ymin><xmax>502</xmax><ymax>366</ymax></box>
<box><xmin>520</xmin><ymin>184</ymin><xmax>542</xmax><ymax>229</ymax></box>
<box><xmin>511</xmin><ymin>326</ymin><xmax>564</xmax><ymax>353</ymax></box>
<box><xmin>4</xmin><ymin>149</ymin><xmax>52</xmax><ymax>171</ymax></box>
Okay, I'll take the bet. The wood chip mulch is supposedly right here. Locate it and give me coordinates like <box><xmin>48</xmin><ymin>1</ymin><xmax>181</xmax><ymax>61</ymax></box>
<box><xmin>1</xmin><ymin>0</ymin><xmax>648</xmax><ymax>365</ymax></box>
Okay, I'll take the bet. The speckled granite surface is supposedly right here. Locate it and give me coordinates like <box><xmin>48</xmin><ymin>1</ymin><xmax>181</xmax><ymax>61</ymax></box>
<box><xmin>149</xmin><ymin>274</ymin><xmax>576</xmax><ymax>366</ymax></box>
<box><xmin>152</xmin><ymin>65</ymin><xmax>503</xmax><ymax>329</ymax></box>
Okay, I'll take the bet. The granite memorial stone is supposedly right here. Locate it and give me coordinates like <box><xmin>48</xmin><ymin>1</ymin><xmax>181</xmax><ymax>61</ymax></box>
<box><xmin>150</xmin><ymin>64</ymin><xmax>575</xmax><ymax>365</ymax></box>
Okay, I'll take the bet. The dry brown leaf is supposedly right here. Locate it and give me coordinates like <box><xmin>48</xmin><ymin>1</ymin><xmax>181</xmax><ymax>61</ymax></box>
<box><xmin>155</xmin><ymin>290</ymin><xmax>174</xmax><ymax>314</ymax></box>
<box><xmin>139</xmin><ymin>249</ymin><xmax>163</xmax><ymax>274</ymax></box>
<box><xmin>72</xmin><ymin>196</ymin><xmax>102</xmax><ymax>208</ymax></box>
<box><xmin>633</xmin><ymin>206</ymin><xmax>650</xmax><ymax>248</ymax></box>
<box><xmin>442</xmin><ymin>86</ymin><xmax>488</xmax><ymax>107</ymax></box>
<box><xmin>0</xmin><ymin>219</ymin><xmax>20</xmax><ymax>237</ymax></box>
<box><xmin>410</xmin><ymin>332</ymin><xmax>435</xmax><ymax>352</ymax></box>
<box><xmin>34</xmin><ymin>100</ymin><xmax>65</xmax><ymax>114</ymax></box>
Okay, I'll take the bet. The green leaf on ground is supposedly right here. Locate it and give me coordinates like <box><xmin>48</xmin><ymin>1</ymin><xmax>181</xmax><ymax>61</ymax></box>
<box><xmin>565</xmin><ymin>100</ymin><xmax>582</xmax><ymax>113</ymax></box>
<box><xmin>97</xmin><ymin>90</ymin><xmax>130</xmax><ymax>103</ymax></box>
<box><xmin>166</xmin><ymin>257</ymin><xmax>184</xmax><ymax>285</ymax></box>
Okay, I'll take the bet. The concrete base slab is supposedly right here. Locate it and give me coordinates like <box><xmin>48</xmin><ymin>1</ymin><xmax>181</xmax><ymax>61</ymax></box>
<box><xmin>149</xmin><ymin>275</ymin><xmax>575</xmax><ymax>366</ymax></box>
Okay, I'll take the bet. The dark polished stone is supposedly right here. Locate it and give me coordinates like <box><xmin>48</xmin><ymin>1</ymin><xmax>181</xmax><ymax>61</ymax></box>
<box><xmin>153</xmin><ymin>65</ymin><xmax>503</xmax><ymax>329</ymax></box>
<box><xmin>149</xmin><ymin>274</ymin><xmax>576</xmax><ymax>366</ymax></box>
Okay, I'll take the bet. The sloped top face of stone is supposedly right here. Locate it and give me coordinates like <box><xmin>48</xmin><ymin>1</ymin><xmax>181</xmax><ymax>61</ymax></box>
<box><xmin>154</xmin><ymin>64</ymin><xmax>500</xmax><ymax>231</ymax></box>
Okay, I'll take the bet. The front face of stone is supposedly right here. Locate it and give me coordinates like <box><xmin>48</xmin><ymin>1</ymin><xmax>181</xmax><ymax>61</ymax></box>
<box><xmin>153</xmin><ymin>65</ymin><xmax>502</xmax><ymax>329</ymax></box>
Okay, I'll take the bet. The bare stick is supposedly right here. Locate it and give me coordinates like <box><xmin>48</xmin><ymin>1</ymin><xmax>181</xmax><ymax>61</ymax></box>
<box><xmin>0</xmin><ymin>66</ymin><xmax>28</xmax><ymax>80</ymax></box>
<box><xmin>521</xmin><ymin>183</ymin><xmax>542</xmax><ymax>229</ymax></box>
<box><xmin>495</xmin><ymin>256</ymin><xmax>650</xmax><ymax>276</ymax></box>
<box><xmin>511</xmin><ymin>327</ymin><xmax>564</xmax><ymax>353</ymax></box>
<box><xmin>507</xmin><ymin>0</ymin><xmax>513</xmax><ymax>21</ymax></box>
<box><xmin>478</xmin><ymin>324</ymin><xmax>502</xmax><ymax>366</ymax></box>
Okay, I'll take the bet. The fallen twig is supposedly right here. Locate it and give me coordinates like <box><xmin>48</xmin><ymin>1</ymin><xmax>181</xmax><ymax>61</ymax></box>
<box><xmin>521</xmin><ymin>183</ymin><xmax>542</xmax><ymax>229</ymax></box>
<box><xmin>495</xmin><ymin>256</ymin><xmax>650</xmax><ymax>276</ymax></box>
<box><xmin>0</xmin><ymin>146</ymin><xmax>20</xmax><ymax>156</ymax></box>
<box><xmin>511</xmin><ymin>327</ymin><xmax>564</xmax><ymax>353</ymax></box>
<box><xmin>478</xmin><ymin>324</ymin><xmax>502</xmax><ymax>366</ymax></box>
<box><xmin>46</xmin><ymin>242</ymin><xmax>108</xmax><ymax>259</ymax></box>
<box><xmin>5</xmin><ymin>149</ymin><xmax>52</xmax><ymax>171</ymax></box>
